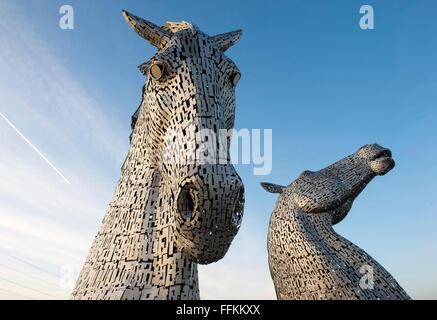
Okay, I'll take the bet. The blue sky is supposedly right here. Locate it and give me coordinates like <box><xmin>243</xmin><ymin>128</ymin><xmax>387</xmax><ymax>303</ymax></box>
<box><xmin>0</xmin><ymin>0</ymin><xmax>436</xmax><ymax>299</ymax></box>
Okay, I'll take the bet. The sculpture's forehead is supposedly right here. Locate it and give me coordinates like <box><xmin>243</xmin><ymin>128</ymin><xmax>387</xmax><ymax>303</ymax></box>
<box><xmin>161</xmin><ymin>30</ymin><xmax>223</xmax><ymax>61</ymax></box>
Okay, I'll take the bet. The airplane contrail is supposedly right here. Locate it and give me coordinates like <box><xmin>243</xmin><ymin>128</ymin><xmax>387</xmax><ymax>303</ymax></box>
<box><xmin>0</xmin><ymin>111</ymin><xmax>71</xmax><ymax>185</ymax></box>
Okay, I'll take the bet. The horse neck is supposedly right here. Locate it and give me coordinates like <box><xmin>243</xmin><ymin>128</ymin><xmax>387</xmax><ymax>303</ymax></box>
<box><xmin>116</xmin><ymin>148</ymin><xmax>200</xmax><ymax>300</ymax></box>
<box><xmin>71</xmin><ymin>133</ymin><xmax>199</xmax><ymax>300</ymax></box>
<box><xmin>271</xmin><ymin>199</ymin><xmax>409</xmax><ymax>299</ymax></box>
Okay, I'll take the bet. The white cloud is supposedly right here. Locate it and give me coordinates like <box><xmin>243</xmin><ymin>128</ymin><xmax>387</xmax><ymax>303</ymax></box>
<box><xmin>198</xmin><ymin>224</ymin><xmax>276</xmax><ymax>299</ymax></box>
<box><xmin>0</xmin><ymin>1</ymin><xmax>126</xmax><ymax>165</ymax></box>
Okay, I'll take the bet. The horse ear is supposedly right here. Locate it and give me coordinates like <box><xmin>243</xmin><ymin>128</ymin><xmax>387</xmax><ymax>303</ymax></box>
<box><xmin>260</xmin><ymin>182</ymin><xmax>285</xmax><ymax>194</ymax></box>
<box><xmin>123</xmin><ymin>10</ymin><xmax>172</xmax><ymax>49</ymax></box>
<box><xmin>211</xmin><ymin>29</ymin><xmax>243</xmax><ymax>52</ymax></box>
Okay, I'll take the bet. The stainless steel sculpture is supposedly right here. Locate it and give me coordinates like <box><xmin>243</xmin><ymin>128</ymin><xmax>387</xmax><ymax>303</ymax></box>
<box><xmin>261</xmin><ymin>144</ymin><xmax>410</xmax><ymax>300</ymax></box>
<box><xmin>71</xmin><ymin>11</ymin><xmax>244</xmax><ymax>300</ymax></box>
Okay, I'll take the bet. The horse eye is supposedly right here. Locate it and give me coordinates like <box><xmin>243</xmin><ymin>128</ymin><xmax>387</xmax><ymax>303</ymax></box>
<box><xmin>150</xmin><ymin>62</ymin><xmax>166</xmax><ymax>80</ymax></box>
<box><xmin>231</xmin><ymin>72</ymin><xmax>241</xmax><ymax>86</ymax></box>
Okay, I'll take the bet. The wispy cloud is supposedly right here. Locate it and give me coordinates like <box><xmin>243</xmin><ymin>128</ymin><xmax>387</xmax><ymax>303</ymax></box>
<box><xmin>0</xmin><ymin>1</ymin><xmax>127</xmax><ymax>168</ymax></box>
<box><xmin>0</xmin><ymin>1</ymin><xmax>126</xmax><ymax>299</ymax></box>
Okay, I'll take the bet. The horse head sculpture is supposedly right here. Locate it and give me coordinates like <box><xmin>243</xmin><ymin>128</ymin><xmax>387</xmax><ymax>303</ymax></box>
<box><xmin>261</xmin><ymin>144</ymin><xmax>409</xmax><ymax>300</ymax></box>
<box><xmin>123</xmin><ymin>11</ymin><xmax>244</xmax><ymax>264</ymax></box>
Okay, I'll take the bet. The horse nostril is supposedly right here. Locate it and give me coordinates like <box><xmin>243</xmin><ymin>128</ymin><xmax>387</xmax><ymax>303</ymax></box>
<box><xmin>177</xmin><ymin>184</ymin><xmax>196</xmax><ymax>222</ymax></box>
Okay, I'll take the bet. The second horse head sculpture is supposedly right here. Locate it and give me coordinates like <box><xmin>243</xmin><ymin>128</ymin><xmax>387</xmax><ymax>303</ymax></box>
<box><xmin>262</xmin><ymin>144</ymin><xmax>410</xmax><ymax>300</ymax></box>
